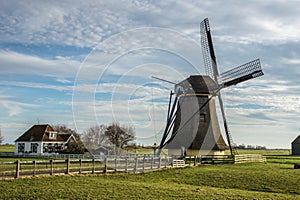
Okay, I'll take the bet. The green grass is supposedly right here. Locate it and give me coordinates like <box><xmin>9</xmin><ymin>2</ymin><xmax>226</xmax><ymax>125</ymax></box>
<box><xmin>0</xmin><ymin>144</ymin><xmax>14</xmax><ymax>153</ymax></box>
<box><xmin>0</xmin><ymin>163</ymin><xmax>300</xmax><ymax>199</ymax></box>
<box><xmin>233</xmin><ymin>149</ymin><xmax>300</xmax><ymax>164</ymax></box>
<box><xmin>1</xmin><ymin>148</ymin><xmax>299</xmax><ymax>199</ymax></box>
<box><xmin>232</xmin><ymin>149</ymin><xmax>290</xmax><ymax>155</ymax></box>
<box><xmin>266</xmin><ymin>155</ymin><xmax>300</xmax><ymax>164</ymax></box>
<box><xmin>0</xmin><ymin>157</ymin><xmax>53</xmax><ymax>162</ymax></box>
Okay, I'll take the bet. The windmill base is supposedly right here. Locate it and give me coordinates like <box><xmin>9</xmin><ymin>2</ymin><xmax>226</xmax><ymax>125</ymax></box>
<box><xmin>168</xmin><ymin>149</ymin><xmax>225</xmax><ymax>157</ymax></box>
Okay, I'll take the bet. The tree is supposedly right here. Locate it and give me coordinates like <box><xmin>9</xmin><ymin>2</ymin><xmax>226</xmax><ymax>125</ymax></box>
<box><xmin>52</xmin><ymin>124</ymin><xmax>85</xmax><ymax>154</ymax></box>
<box><xmin>104</xmin><ymin>122</ymin><xmax>135</xmax><ymax>154</ymax></box>
<box><xmin>52</xmin><ymin>124</ymin><xmax>77</xmax><ymax>137</ymax></box>
<box><xmin>81</xmin><ymin>125</ymin><xmax>110</xmax><ymax>150</ymax></box>
<box><xmin>0</xmin><ymin>127</ymin><xmax>3</xmax><ymax>144</ymax></box>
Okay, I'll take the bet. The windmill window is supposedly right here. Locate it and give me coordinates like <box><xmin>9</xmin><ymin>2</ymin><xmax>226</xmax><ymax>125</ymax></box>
<box><xmin>200</xmin><ymin>114</ymin><xmax>206</xmax><ymax>122</ymax></box>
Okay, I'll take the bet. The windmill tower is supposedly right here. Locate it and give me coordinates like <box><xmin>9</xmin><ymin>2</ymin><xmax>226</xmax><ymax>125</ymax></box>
<box><xmin>156</xmin><ymin>18</ymin><xmax>264</xmax><ymax>157</ymax></box>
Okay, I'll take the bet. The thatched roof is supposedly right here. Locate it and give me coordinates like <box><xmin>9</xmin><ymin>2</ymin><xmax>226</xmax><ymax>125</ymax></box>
<box><xmin>15</xmin><ymin>124</ymin><xmax>65</xmax><ymax>142</ymax></box>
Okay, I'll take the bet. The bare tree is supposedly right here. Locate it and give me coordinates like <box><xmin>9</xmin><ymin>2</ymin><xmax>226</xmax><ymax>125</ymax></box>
<box><xmin>81</xmin><ymin>125</ymin><xmax>109</xmax><ymax>150</ymax></box>
<box><xmin>0</xmin><ymin>127</ymin><xmax>3</xmax><ymax>144</ymax></box>
<box><xmin>52</xmin><ymin>124</ymin><xmax>85</xmax><ymax>153</ymax></box>
<box><xmin>104</xmin><ymin>122</ymin><xmax>135</xmax><ymax>154</ymax></box>
<box><xmin>52</xmin><ymin>124</ymin><xmax>82</xmax><ymax>143</ymax></box>
<box><xmin>52</xmin><ymin>124</ymin><xmax>77</xmax><ymax>135</ymax></box>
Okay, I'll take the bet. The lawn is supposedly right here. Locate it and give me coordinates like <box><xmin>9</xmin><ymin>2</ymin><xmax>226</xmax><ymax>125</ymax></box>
<box><xmin>0</xmin><ymin>162</ymin><xmax>299</xmax><ymax>199</ymax></box>
<box><xmin>235</xmin><ymin>149</ymin><xmax>291</xmax><ymax>156</ymax></box>
<box><xmin>234</xmin><ymin>149</ymin><xmax>300</xmax><ymax>164</ymax></box>
<box><xmin>0</xmin><ymin>144</ymin><xmax>14</xmax><ymax>153</ymax></box>
<box><xmin>1</xmin><ymin>148</ymin><xmax>300</xmax><ymax>199</ymax></box>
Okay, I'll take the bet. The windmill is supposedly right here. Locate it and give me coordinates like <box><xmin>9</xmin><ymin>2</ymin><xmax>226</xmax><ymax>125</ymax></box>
<box><xmin>155</xmin><ymin>18</ymin><xmax>264</xmax><ymax>157</ymax></box>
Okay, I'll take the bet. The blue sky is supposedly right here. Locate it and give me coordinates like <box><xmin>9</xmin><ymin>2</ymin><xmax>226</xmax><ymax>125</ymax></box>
<box><xmin>0</xmin><ymin>0</ymin><xmax>300</xmax><ymax>148</ymax></box>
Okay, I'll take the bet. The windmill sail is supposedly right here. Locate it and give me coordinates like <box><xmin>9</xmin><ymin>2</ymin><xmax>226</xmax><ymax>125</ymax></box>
<box><xmin>200</xmin><ymin>18</ymin><xmax>235</xmax><ymax>156</ymax></box>
<box><xmin>200</xmin><ymin>18</ymin><xmax>219</xmax><ymax>81</ymax></box>
<box><xmin>218</xmin><ymin>59</ymin><xmax>264</xmax><ymax>88</ymax></box>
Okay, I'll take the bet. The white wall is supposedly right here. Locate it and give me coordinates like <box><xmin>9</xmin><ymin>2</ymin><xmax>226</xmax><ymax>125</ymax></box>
<box><xmin>15</xmin><ymin>141</ymin><xmax>43</xmax><ymax>155</ymax></box>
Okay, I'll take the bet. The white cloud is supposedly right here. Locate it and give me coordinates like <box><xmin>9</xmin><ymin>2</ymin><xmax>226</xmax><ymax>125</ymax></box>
<box><xmin>0</xmin><ymin>50</ymin><xmax>80</xmax><ymax>78</ymax></box>
<box><xmin>0</xmin><ymin>80</ymin><xmax>73</xmax><ymax>92</ymax></box>
<box><xmin>2</xmin><ymin>0</ymin><xmax>300</xmax><ymax>48</ymax></box>
<box><xmin>0</xmin><ymin>97</ymin><xmax>39</xmax><ymax>117</ymax></box>
<box><xmin>1</xmin><ymin>0</ymin><xmax>300</xmax><ymax>148</ymax></box>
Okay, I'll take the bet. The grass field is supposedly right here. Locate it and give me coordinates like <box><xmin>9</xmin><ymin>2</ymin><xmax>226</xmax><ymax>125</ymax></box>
<box><xmin>1</xmin><ymin>147</ymin><xmax>300</xmax><ymax>199</ymax></box>
<box><xmin>0</xmin><ymin>162</ymin><xmax>300</xmax><ymax>199</ymax></box>
<box><xmin>0</xmin><ymin>144</ymin><xmax>14</xmax><ymax>153</ymax></box>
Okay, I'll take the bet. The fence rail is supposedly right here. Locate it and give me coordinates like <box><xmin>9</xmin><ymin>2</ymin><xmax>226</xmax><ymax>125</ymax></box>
<box><xmin>0</xmin><ymin>156</ymin><xmax>174</xmax><ymax>179</ymax></box>
<box><xmin>234</xmin><ymin>154</ymin><xmax>266</xmax><ymax>164</ymax></box>
<box><xmin>184</xmin><ymin>155</ymin><xmax>234</xmax><ymax>165</ymax></box>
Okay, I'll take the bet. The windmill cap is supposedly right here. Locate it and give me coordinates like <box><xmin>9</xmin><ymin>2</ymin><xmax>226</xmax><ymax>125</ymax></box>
<box><xmin>175</xmin><ymin>75</ymin><xmax>218</xmax><ymax>96</ymax></box>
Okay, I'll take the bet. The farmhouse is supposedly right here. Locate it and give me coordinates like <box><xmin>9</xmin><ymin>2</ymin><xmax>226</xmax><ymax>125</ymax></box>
<box><xmin>292</xmin><ymin>135</ymin><xmax>300</xmax><ymax>156</ymax></box>
<box><xmin>14</xmin><ymin>124</ymin><xmax>77</xmax><ymax>155</ymax></box>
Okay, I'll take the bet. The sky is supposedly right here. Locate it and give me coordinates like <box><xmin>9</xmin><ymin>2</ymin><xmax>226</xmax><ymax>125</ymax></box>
<box><xmin>0</xmin><ymin>0</ymin><xmax>300</xmax><ymax>149</ymax></box>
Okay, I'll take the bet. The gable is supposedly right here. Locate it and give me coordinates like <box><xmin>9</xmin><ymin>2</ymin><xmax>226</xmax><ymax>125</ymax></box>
<box><xmin>59</xmin><ymin>133</ymin><xmax>72</xmax><ymax>142</ymax></box>
<box><xmin>292</xmin><ymin>135</ymin><xmax>300</xmax><ymax>145</ymax></box>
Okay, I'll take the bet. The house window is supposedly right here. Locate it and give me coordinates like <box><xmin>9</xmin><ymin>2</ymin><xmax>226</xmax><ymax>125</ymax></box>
<box><xmin>30</xmin><ymin>143</ymin><xmax>38</xmax><ymax>153</ymax></box>
<box><xmin>54</xmin><ymin>143</ymin><xmax>59</xmax><ymax>153</ymax></box>
<box><xmin>18</xmin><ymin>143</ymin><xmax>25</xmax><ymax>153</ymax></box>
<box><xmin>49</xmin><ymin>131</ymin><xmax>57</xmax><ymax>140</ymax></box>
<box><xmin>43</xmin><ymin>143</ymin><xmax>48</xmax><ymax>153</ymax></box>
<box><xmin>48</xmin><ymin>143</ymin><xmax>53</xmax><ymax>153</ymax></box>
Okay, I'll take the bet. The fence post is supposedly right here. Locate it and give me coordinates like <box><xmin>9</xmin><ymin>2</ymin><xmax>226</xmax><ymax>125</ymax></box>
<box><xmin>200</xmin><ymin>155</ymin><xmax>202</xmax><ymax>165</ymax></box>
<box><xmin>158</xmin><ymin>157</ymin><xmax>161</xmax><ymax>169</ymax></box>
<box><xmin>114</xmin><ymin>157</ymin><xmax>117</xmax><ymax>172</ymax></box>
<box><xmin>50</xmin><ymin>160</ymin><xmax>53</xmax><ymax>175</ymax></box>
<box><xmin>125</xmin><ymin>157</ymin><xmax>128</xmax><ymax>173</ymax></box>
<box><xmin>163</xmin><ymin>156</ymin><xmax>166</xmax><ymax>168</ymax></box>
<box><xmin>151</xmin><ymin>156</ymin><xmax>154</xmax><ymax>170</ymax></box>
<box><xmin>134</xmin><ymin>157</ymin><xmax>138</xmax><ymax>173</ymax></box>
<box><xmin>142</xmin><ymin>155</ymin><xmax>146</xmax><ymax>172</ymax></box>
<box><xmin>104</xmin><ymin>157</ymin><xmax>108</xmax><ymax>174</ymax></box>
<box><xmin>33</xmin><ymin>160</ymin><xmax>36</xmax><ymax>176</ymax></box>
<box><xmin>65</xmin><ymin>158</ymin><xmax>70</xmax><ymax>174</ymax></box>
<box><xmin>79</xmin><ymin>159</ymin><xmax>82</xmax><ymax>174</ymax></box>
<box><xmin>15</xmin><ymin>160</ymin><xmax>20</xmax><ymax>178</ymax></box>
<box><xmin>92</xmin><ymin>159</ymin><xmax>95</xmax><ymax>174</ymax></box>
<box><xmin>194</xmin><ymin>156</ymin><xmax>197</xmax><ymax>166</ymax></box>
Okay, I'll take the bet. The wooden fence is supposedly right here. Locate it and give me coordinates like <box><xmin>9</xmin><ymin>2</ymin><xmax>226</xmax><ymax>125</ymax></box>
<box><xmin>184</xmin><ymin>155</ymin><xmax>234</xmax><ymax>165</ymax></box>
<box><xmin>0</xmin><ymin>155</ymin><xmax>175</xmax><ymax>179</ymax></box>
<box><xmin>0</xmin><ymin>154</ymin><xmax>268</xmax><ymax>179</ymax></box>
<box><xmin>172</xmin><ymin>159</ymin><xmax>185</xmax><ymax>167</ymax></box>
<box><xmin>234</xmin><ymin>154</ymin><xmax>266</xmax><ymax>164</ymax></box>
<box><xmin>184</xmin><ymin>154</ymin><xmax>267</xmax><ymax>165</ymax></box>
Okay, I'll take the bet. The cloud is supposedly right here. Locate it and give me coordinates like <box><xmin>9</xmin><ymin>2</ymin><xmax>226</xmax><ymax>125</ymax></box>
<box><xmin>2</xmin><ymin>1</ymin><xmax>300</xmax><ymax>48</ymax></box>
<box><xmin>0</xmin><ymin>50</ymin><xmax>80</xmax><ymax>78</ymax></box>
<box><xmin>0</xmin><ymin>95</ymin><xmax>39</xmax><ymax>117</ymax></box>
<box><xmin>1</xmin><ymin>0</ymin><xmax>300</xmax><ymax>148</ymax></box>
